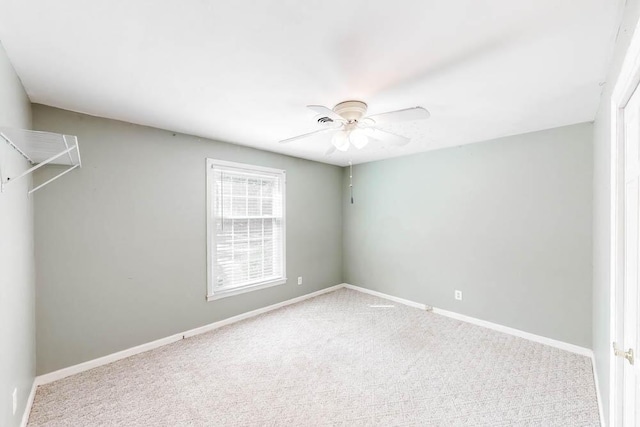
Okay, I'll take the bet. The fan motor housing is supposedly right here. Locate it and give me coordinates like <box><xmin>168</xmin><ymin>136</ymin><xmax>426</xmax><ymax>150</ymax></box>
<box><xmin>333</xmin><ymin>100</ymin><xmax>368</xmax><ymax>122</ymax></box>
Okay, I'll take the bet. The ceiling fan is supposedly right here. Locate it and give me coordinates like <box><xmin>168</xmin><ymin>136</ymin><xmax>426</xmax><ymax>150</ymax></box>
<box><xmin>279</xmin><ymin>100</ymin><xmax>430</xmax><ymax>154</ymax></box>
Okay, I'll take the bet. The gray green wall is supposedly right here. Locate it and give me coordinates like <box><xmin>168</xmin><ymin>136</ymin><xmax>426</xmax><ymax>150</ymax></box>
<box><xmin>33</xmin><ymin>106</ymin><xmax>595</xmax><ymax>376</ymax></box>
<box><xmin>32</xmin><ymin>105</ymin><xmax>343</xmax><ymax>375</ymax></box>
<box><xmin>592</xmin><ymin>0</ymin><xmax>640</xmax><ymax>421</ymax></box>
<box><xmin>343</xmin><ymin>123</ymin><xmax>593</xmax><ymax>348</ymax></box>
<box><xmin>0</xmin><ymin>41</ymin><xmax>34</xmax><ymax>427</ymax></box>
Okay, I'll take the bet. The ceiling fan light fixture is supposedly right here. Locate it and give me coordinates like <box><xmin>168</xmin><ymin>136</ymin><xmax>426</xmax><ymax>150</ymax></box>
<box><xmin>332</xmin><ymin>131</ymin><xmax>350</xmax><ymax>151</ymax></box>
<box><xmin>349</xmin><ymin>129</ymin><xmax>368</xmax><ymax>149</ymax></box>
<box><xmin>280</xmin><ymin>101</ymin><xmax>430</xmax><ymax>156</ymax></box>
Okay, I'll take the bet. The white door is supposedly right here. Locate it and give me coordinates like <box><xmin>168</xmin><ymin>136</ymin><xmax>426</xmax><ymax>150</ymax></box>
<box><xmin>618</xmin><ymin>84</ymin><xmax>640</xmax><ymax>426</ymax></box>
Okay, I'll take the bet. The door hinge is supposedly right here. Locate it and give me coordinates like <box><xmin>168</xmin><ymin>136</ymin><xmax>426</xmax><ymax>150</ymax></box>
<box><xmin>613</xmin><ymin>342</ymin><xmax>635</xmax><ymax>365</ymax></box>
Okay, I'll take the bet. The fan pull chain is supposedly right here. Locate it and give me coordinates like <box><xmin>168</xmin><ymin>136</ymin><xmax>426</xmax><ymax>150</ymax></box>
<box><xmin>349</xmin><ymin>161</ymin><xmax>354</xmax><ymax>204</ymax></box>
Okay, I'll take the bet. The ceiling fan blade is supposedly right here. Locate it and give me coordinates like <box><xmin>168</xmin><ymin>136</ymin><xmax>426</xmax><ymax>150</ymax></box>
<box><xmin>279</xmin><ymin>128</ymin><xmax>335</xmax><ymax>144</ymax></box>
<box><xmin>325</xmin><ymin>145</ymin><xmax>337</xmax><ymax>156</ymax></box>
<box><xmin>360</xmin><ymin>127</ymin><xmax>410</xmax><ymax>146</ymax></box>
<box><xmin>363</xmin><ymin>107</ymin><xmax>430</xmax><ymax>125</ymax></box>
<box><xmin>307</xmin><ymin>105</ymin><xmax>346</xmax><ymax>123</ymax></box>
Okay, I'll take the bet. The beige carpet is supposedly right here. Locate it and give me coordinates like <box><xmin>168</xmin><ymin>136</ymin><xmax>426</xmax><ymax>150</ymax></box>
<box><xmin>28</xmin><ymin>288</ymin><xmax>600</xmax><ymax>426</ymax></box>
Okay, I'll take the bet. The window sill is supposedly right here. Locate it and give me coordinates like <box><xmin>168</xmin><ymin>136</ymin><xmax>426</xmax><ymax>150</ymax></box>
<box><xmin>207</xmin><ymin>278</ymin><xmax>287</xmax><ymax>301</ymax></box>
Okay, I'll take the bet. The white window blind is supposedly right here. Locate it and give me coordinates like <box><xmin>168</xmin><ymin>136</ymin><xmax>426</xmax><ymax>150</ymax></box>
<box><xmin>207</xmin><ymin>159</ymin><xmax>286</xmax><ymax>300</ymax></box>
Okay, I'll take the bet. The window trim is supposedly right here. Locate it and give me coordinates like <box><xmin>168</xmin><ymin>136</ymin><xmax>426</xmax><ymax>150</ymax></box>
<box><xmin>206</xmin><ymin>158</ymin><xmax>287</xmax><ymax>301</ymax></box>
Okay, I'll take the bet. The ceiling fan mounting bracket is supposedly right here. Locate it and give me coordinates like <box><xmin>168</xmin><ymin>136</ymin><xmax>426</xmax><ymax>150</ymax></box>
<box><xmin>333</xmin><ymin>100</ymin><xmax>368</xmax><ymax>122</ymax></box>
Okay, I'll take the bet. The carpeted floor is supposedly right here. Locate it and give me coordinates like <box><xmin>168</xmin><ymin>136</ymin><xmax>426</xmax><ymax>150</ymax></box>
<box><xmin>28</xmin><ymin>288</ymin><xmax>600</xmax><ymax>426</ymax></box>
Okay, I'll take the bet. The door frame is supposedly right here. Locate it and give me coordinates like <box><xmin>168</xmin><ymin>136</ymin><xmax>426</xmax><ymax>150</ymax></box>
<box><xmin>610</xmin><ymin>16</ymin><xmax>640</xmax><ymax>427</ymax></box>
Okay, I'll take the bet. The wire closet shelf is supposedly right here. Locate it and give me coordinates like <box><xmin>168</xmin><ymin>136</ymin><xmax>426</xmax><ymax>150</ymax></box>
<box><xmin>0</xmin><ymin>127</ymin><xmax>82</xmax><ymax>194</ymax></box>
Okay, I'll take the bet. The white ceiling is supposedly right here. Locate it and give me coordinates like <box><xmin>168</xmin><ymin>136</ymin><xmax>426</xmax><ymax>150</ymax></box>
<box><xmin>0</xmin><ymin>0</ymin><xmax>623</xmax><ymax>166</ymax></box>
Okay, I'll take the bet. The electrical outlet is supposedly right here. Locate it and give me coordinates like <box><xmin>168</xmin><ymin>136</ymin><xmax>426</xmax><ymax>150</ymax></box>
<box><xmin>297</xmin><ymin>276</ymin><xmax>303</xmax><ymax>285</ymax></box>
<box><xmin>12</xmin><ymin>387</ymin><xmax>17</xmax><ymax>415</ymax></box>
<box><xmin>454</xmin><ymin>290</ymin><xmax>463</xmax><ymax>301</ymax></box>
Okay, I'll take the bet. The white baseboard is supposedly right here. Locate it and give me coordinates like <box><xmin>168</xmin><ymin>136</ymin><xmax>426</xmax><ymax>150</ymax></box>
<box><xmin>20</xmin><ymin>380</ymin><xmax>37</xmax><ymax>427</ymax></box>
<box><xmin>182</xmin><ymin>284</ymin><xmax>344</xmax><ymax>338</ymax></box>
<box><xmin>35</xmin><ymin>332</ymin><xmax>185</xmax><ymax>386</ymax></box>
<box><xmin>343</xmin><ymin>284</ymin><xmax>427</xmax><ymax>310</ymax></box>
<box><xmin>35</xmin><ymin>284</ymin><xmax>346</xmax><ymax>386</ymax></box>
<box><xmin>342</xmin><ymin>283</ymin><xmax>592</xmax><ymax>357</ymax></box>
<box><xmin>431</xmin><ymin>306</ymin><xmax>592</xmax><ymax>357</ymax></box>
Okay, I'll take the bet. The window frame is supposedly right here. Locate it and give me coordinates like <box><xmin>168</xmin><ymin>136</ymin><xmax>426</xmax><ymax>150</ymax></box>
<box><xmin>206</xmin><ymin>158</ymin><xmax>287</xmax><ymax>301</ymax></box>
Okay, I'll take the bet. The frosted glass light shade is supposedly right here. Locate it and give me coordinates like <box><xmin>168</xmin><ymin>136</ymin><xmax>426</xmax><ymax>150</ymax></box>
<box><xmin>349</xmin><ymin>129</ymin><xmax>368</xmax><ymax>149</ymax></box>
<box><xmin>332</xmin><ymin>131</ymin><xmax>350</xmax><ymax>151</ymax></box>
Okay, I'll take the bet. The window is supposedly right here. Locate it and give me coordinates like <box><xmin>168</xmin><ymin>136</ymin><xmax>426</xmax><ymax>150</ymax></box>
<box><xmin>206</xmin><ymin>159</ymin><xmax>286</xmax><ymax>300</ymax></box>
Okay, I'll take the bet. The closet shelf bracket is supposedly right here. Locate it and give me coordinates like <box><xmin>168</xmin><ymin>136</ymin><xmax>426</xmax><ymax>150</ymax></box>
<box><xmin>0</xmin><ymin>127</ymin><xmax>82</xmax><ymax>195</ymax></box>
